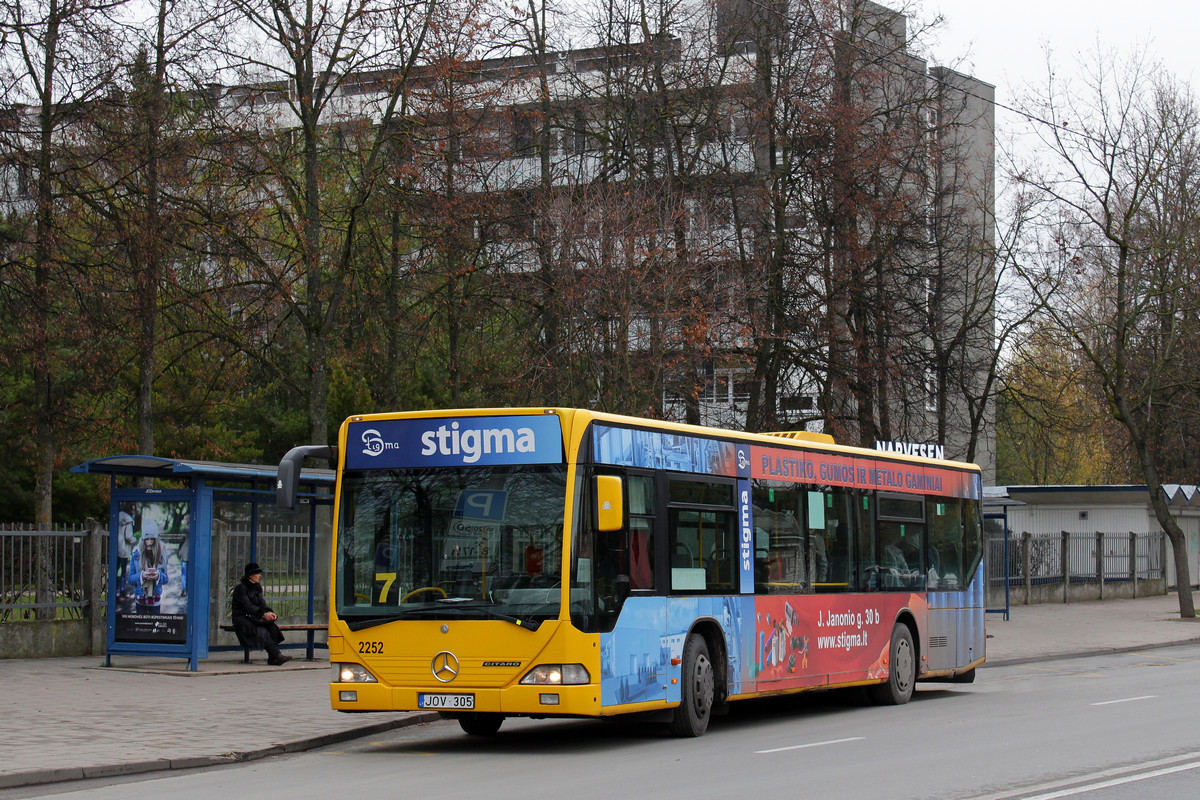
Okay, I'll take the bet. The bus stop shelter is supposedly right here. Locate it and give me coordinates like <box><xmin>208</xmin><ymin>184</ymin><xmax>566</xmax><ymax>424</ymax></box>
<box><xmin>71</xmin><ymin>456</ymin><xmax>334</xmax><ymax>670</ymax></box>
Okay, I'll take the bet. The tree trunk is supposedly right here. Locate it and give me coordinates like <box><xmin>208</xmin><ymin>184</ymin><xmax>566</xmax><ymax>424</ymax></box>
<box><xmin>32</xmin><ymin>5</ymin><xmax>62</xmax><ymax>621</ymax></box>
<box><xmin>1123</xmin><ymin>395</ymin><xmax>1195</xmax><ymax>618</ymax></box>
<box><xmin>1147</xmin><ymin>486</ymin><xmax>1196</xmax><ymax>618</ymax></box>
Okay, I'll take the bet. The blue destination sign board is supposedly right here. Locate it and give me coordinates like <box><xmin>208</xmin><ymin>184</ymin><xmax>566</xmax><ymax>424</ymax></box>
<box><xmin>345</xmin><ymin>415</ymin><xmax>564</xmax><ymax>470</ymax></box>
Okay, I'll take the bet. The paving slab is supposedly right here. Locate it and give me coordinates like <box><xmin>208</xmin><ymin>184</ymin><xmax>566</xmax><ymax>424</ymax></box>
<box><xmin>0</xmin><ymin>651</ymin><xmax>436</xmax><ymax>790</ymax></box>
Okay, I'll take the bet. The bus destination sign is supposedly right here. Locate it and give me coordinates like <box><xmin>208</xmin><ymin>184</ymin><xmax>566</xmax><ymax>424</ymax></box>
<box><xmin>346</xmin><ymin>415</ymin><xmax>565</xmax><ymax>470</ymax></box>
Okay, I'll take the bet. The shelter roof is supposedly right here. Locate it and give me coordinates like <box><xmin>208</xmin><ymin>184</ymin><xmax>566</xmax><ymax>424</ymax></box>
<box><xmin>70</xmin><ymin>455</ymin><xmax>334</xmax><ymax>485</ymax></box>
<box><xmin>982</xmin><ymin>485</ymin><xmax>1025</xmax><ymax>508</ymax></box>
<box><xmin>996</xmin><ymin>484</ymin><xmax>1200</xmax><ymax>509</ymax></box>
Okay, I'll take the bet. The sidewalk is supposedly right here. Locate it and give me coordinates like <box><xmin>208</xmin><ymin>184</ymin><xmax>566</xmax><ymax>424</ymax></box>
<box><xmin>3</xmin><ymin>593</ymin><xmax>1199</xmax><ymax>791</ymax></box>
<box><xmin>982</xmin><ymin>591</ymin><xmax>1200</xmax><ymax>666</ymax></box>
<box><xmin>0</xmin><ymin>652</ymin><xmax>440</xmax><ymax>791</ymax></box>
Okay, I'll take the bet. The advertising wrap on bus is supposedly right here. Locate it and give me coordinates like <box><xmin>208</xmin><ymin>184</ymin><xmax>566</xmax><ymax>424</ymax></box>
<box><xmin>345</xmin><ymin>414</ymin><xmax>565</xmax><ymax>469</ymax></box>
<box><xmin>593</xmin><ymin>423</ymin><xmax>745</xmax><ymax>477</ymax></box>
<box><xmin>600</xmin><ymin>593</ymin><xmax>935</xmax><ymax>706</ymax></box>
<box><xmin>750</xmin><ymin>444</ymin><xmax>980</xmax><ymax>499</ymax></box>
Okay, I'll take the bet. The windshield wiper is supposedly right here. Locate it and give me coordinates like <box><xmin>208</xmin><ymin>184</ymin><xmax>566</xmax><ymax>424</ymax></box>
<box><xmin>435</xmin><ymin>602</ymin><xmax>542</xmax><ymax>631</ymax></box>
<box><xmin>344</xmin><ymin>604</ymin><xmax>542</xmax><ymax>632</ymax></box>
<box><xmin>343</xmin><ymin>607</ymin><xmax>453</xmax><ymax>630</ymax></box>
<box><xmin>344</xmin><ymin>613</ymin><xmax>415</xmax><ymax>631</ymax></box>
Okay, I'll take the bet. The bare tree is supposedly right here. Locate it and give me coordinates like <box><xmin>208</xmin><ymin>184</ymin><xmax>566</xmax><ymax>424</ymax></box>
<box><xmin>698</xmin><ymin>0</ymin><xmax>991</xmax><ymax>453</ymax></box>
<box><xmin>490</xmin><ymin>0</ymin><xmax>571</xmax><ymax>403</ymax></box>
<box><xmin>204</xmin><ymin>0</ymin><xmax>434</xmax><ymax>447</ymax></box>
<box><xmin>1014</xmin><ymin>48</ymin><xmax>1200</xmax><ymax>617</ymax></box>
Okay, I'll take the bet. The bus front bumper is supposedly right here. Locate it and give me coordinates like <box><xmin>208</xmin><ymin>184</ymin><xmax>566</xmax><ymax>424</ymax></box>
<box><xmin>330</xmin><ymin>682</ymin><xmax>601</xmax><ymax>716</ymax></box>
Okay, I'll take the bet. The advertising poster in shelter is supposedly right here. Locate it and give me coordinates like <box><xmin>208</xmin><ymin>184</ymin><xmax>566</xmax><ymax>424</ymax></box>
<box><xmin>113</xmin><ymin>500</ymin><xmax>191</xmax><ymax>644</ymax></box>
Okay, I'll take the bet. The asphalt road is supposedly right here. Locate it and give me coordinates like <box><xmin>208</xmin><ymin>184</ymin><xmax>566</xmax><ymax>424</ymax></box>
<box><xmin>8</xmin><ymin>645</ymin><xmax>1200</xmax><ymax>800</ymax></box>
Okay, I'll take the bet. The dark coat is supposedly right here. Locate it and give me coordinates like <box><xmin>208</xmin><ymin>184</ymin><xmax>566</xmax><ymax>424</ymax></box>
<box><xmin>231</xmin><ymin>577</ymin><xmax>284</xmax><ymax>648</ymax></box>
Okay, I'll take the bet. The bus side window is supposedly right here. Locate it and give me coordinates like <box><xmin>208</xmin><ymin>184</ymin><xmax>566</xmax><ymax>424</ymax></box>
<box><xmin>627</xmin><ymin>476</ymin><xmax>656</xmax><ymax>591</ymax></box>
<box><xmin>962</xmin><ymin>498</ymin><xmax>984</xmax><ymax>586</ymax></box>
<box><xmin>854</xmin><ymin>492</ymin><xmax>876</xmax><ymax>591</ymax></box>
<box><xmin>667</xmin><ymin>479</ymin><xmax>736</xmax><ymax>593</ymax></box>
<box><xmin>595</xmin><ymin>527</ymin><xmax>626</xmax><ymax>607</ymax></box>
<box><xmin>877</xmin><ymin>493</ymin><xmax>925</xmax><ymax>590</ymax></box>
<box><xmin>629</xmin><ymin>519</ymin><xmax>653</xmax><ymax>590</ymax></box>
<box><xmin>927</xmin><ymin>497</ymin><xmax>964</xmax><ymax>589</ymax></box>
<box><xmin>751</xmin><ymin>481</ymin><xmax>806</xmax><ymax>595</ymax></box>
<box><xmin>810</xmin><ymin>488</ymin><xmax>854</xmax><ymax>592</ymax></box>
<box><xmin>586</xmin><ymin>473</ymin><xmax>657</xmax><ymax>631</ymax></box>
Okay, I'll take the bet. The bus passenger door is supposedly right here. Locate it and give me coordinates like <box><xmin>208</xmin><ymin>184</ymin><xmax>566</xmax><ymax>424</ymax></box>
<box><xmin>594</xmin><ymin>473</ymin><xmax>669</xmax><ymax>708</ymax></box>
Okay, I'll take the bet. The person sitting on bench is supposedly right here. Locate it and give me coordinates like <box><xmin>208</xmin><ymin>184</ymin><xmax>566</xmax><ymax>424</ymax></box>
<box><xmin>231</xmin><ymin>562</ymin><xmax>291</xmax><ymax>665</ymax></box>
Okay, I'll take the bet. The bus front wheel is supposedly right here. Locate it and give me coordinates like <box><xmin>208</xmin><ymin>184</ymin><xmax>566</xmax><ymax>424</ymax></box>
<box><xmin>669</xmin><ymin>634</ymin><xmax>715</xmax><ymax>737</ymax></box>
<box><xmin>869</xmin><ymin>623</ymin><xmax>915</xmax><ymax>705</ymax></box>
<box><xmin>457</xmin><ymin>713</ymin><xmax>504</xmax><ymax>736</ymax></box>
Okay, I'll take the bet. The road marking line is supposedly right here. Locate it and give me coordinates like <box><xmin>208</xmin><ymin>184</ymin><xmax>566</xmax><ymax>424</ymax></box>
<box><xmin>1130</xmin><ymin>653</ymin><xmax>1200</xmax><ymax>663</ymax></box>
<box><xmin>1091</xmin><ymin>694</ymin><xmax>1157</xmax><ymax>706</ymax></box>
<box><xmin>1015</xmin><ymin>759</ymin><xmax>1200</xmax><ymax>799</ymax></box>
<box><xmin>961</xmin><ymin>750</ymin><xmax>1200</xmax><ymax>800</ymax></box>
<box><xmin>1016</xmin><ymin>666</ymin><xmax>1103</xmax><ymax>677</ymax></box>
<box><xmin>755</xmin><ymin>736</ymin><xmax>865</xmax><ymax>754</ymax></box>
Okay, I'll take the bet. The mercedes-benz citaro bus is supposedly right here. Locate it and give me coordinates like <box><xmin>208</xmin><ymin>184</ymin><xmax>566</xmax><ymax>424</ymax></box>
<box><xmin>277</xmin><ymin>407</ymin><xmax>984</xmax><ymax>737</ymax></box>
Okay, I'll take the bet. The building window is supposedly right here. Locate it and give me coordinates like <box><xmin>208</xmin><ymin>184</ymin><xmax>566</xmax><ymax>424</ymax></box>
<box><xmin>510</xmin><ymin>112</ymin><xmax>538</xmax><ymax>157</ymax></box>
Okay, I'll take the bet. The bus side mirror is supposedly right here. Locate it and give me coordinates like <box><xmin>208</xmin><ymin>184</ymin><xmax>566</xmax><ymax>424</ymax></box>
<box><xmin>593</xmin><ymin>475</ymin><xmax>625</xmax><ymax>532</ymax></box>
<box><xmin>277</xmin><ymin>445</ymin><xmax>337</xmax><ymax>511</ymax></box>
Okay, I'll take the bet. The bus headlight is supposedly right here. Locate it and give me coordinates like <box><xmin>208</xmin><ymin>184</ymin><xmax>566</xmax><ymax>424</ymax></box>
<box><xmin>520</xmin><ymin>664</ymin><xmax>590</xmax><ymax>685</ymax></box>
<box><xmin>333</xmin><ymin>663</ymin><xmax>378</xmax><ymax>683</ymax></box>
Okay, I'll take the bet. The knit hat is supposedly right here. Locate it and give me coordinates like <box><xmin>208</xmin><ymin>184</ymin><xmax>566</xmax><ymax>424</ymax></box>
<box><xmin>244</xmin><ymin>562</ymin><xmax>264</xmax><ymax>578</ymax></box>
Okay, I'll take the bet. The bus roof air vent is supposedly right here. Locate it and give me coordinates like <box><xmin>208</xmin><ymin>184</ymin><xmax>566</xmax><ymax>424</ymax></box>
<box><xmin>761</xmin><ymin>430</ymin><xmax>836</xmax><ymax>445</ymax></box>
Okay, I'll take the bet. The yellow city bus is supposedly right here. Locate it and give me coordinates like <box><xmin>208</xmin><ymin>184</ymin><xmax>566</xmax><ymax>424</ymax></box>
<box><xmin>278</xmin><ymin>408</ymin><xmax>984</xmax><ymax>737</ymax></box>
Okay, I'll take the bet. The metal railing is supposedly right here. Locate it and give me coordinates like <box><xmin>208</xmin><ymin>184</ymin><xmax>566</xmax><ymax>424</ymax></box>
<box><xmin>0</xmin><ymin>524</ymin><xmax>103</xmax><ymax>622</ymax></box>
<box><xmin>988</xmin><ymin>530</ymin><xmax>1164</xmax><ymax>588</ymax></box>
<box><xmin>222</xmin><ymin>526</ymin><xmax>314</xmax><ymax>619</ymax></box>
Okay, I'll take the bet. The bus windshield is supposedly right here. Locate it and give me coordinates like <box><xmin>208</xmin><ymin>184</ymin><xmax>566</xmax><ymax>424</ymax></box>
<box><xmin>335</xmin><ymin>465</ymin><xmax>568</xmax><ymax>628</ymax></box>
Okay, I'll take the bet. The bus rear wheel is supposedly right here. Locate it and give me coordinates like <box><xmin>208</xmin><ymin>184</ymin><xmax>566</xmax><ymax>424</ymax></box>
<box><xmin>869</xmin><ymin>623</ymin><xmax>915</xmax><ymax>706</ymax></box>
<box><xmin>457</xmin><ymin>713</ymin><xmax>504</xmax><ymax>736</ymax></box>
<box><xmin>669</xmin><ymin>634</ymin><xmax>715</xmax><ymax>737</ymax></box>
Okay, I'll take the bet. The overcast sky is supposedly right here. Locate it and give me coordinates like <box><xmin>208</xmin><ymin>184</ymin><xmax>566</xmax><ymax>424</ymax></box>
<box><xmin>926</xmin><ymin>0</ymin><xmax>1200</xmax><ymax>103</ymax></box>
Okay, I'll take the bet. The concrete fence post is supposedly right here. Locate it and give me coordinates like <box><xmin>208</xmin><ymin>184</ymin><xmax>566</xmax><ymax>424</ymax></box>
<box><xmin>1161</xmin><ymin>532</ymin><xmax>1169</xmax><ymax>596</ymax></box>
<box><xmin>1022</xmin><ymin>532</ymin><xmax>1032</xmax><ymax>605</ymax></box>
<box><xmin>1130</xmin><ymin>531</ymin><xmax>1139</xmax><ymax>599</ymax></box>
<box><xmin>1061</xmin><ymin>531</ymin><xmax>1070</xmax><ymax>604</ymax></box>
<box><xmin>35</xmin><ymin>525</ymin><xmax>54</xmax><ymax>621</ymax></box>
<box><xmin>1096</xmin><ymin>531</ymin><xmax>1105</xmax><ymax>600</ymax></box>
<box><xmin>84</xmin><ymin>518</ymin><xmax>106</xmax><ymax>655</ymax></box>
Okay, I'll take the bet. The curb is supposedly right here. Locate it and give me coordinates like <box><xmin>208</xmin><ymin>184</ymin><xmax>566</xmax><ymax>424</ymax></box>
<box><xmin>980</xmin><ymin>635</ymin><xmax>1200</xmax><ymax>668</ymax></box>
<box><xmin>0</xmin><ymin>712</ymin><xmax>441</xmax><ymax>791</ymax></box>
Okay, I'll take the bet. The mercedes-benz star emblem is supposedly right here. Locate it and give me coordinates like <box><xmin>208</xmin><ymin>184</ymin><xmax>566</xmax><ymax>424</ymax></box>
<box><xmin>431</xmin><ymin>651</ymin><xmax>460</xmax><ymax>683</ymax></box>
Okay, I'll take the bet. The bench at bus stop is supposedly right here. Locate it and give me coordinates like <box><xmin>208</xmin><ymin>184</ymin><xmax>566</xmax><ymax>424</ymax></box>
<box><xmin>219</xmin><ymin>623</ymin><xmax>327</xmax><ymax>662</ymax></box>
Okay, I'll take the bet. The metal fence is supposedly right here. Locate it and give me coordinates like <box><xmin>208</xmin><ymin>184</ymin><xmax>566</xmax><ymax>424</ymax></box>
<box><xmin>222</xmin><ymin>526</ymin><xmax>314</xmax><ymax>620</ymax></box>
<box><xmin>988</xmin><ymin>530</ymin><xmax>1165</xmax><ymax>588</ymax></box>
<box><xmin>0</xmin><ymin>523</ymin><xmax>104</xmax><ymax>622</ymax></box>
